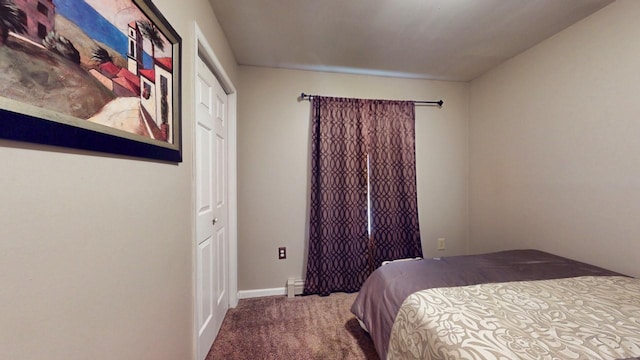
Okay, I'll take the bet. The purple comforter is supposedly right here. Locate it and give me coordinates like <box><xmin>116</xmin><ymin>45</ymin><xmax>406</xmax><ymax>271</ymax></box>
<box><xmin>350</xmin><ymin>249</ymin><xmax>622</xmax><ymax>359</ymax></box>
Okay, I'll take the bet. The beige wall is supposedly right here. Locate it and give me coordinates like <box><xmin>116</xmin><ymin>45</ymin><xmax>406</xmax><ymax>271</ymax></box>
<box><xmin>238</xmin><ymin>66</ymin><xmax>468</xmax><ymax>290</ymax></box>
<box><xmin>469</xmin><ymin>0</ymin><xmax>640</xmax><ymax>277</ymax></box>
<box><xmin>0</xmin><ymin>1</ymin><xmax>237</xmax><ymax>359</ymax></box>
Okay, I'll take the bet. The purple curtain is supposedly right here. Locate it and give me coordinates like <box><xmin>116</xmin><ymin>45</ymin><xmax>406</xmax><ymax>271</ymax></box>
<box><xmin>364</xmin><ymin>101</ymin><xmax>423</xmax><ymax>267</ymax></box>
<box><xmin>304</xmin><ymin>97</ymin><xmax>370</xmax><ymax>296</ymax></box>
<box><xmin>304</xmin><ymin>97</ymin><xmax>423</xmax><ymax>296</ymax></box>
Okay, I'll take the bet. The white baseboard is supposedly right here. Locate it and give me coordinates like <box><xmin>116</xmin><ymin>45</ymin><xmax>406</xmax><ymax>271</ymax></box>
<box><xmin>237</xmin><ymin>279</ymin><xmax>306</xmax><ymax>300</ymax></box>
<box><xmin>237</xmin><ymin>287</ymin><xmax>286</xmax><ymax>299</ymax></box>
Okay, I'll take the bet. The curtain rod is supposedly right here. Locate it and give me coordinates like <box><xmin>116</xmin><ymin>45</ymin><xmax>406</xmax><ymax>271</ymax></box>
<box><xmin>300</xmin><ymin>93</ymin><xmax>443</xmax><ymax>107</ymax></box>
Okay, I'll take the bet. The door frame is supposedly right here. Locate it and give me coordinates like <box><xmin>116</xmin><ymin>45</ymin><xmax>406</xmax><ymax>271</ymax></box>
<box><xmin>192</xmin><ymin>21</ymin><xmax>238</xmax><ymax>358</ymax></box>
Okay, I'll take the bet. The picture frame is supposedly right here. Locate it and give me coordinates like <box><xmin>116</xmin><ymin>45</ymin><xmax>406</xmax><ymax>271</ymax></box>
<box><xmin>0</xmin><ymin>0</ymin><xmax>182</xmax><ymax>162</ymax></box>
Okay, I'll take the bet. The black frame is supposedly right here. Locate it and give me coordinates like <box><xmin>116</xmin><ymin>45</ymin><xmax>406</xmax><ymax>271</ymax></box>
<box><xmin>0</xmin><ymin>0</ymin><xmax>182</xmax><ymax>162</ymax></box>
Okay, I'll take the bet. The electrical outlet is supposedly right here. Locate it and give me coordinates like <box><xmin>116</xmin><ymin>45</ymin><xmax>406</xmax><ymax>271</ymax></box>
<box><xmin>278</xmin><ymin>247</ymin><xmax>286</xmax><ymax>259</ymax></box>
<box><xmin>437</xmin><ymin>238</ymin><xmax>446</xmax><ymax>251</ymax></box>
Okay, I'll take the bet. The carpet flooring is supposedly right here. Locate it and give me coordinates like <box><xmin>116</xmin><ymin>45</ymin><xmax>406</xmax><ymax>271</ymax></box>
<box><xmin>207</xmin><ymin>292</ymin><xmax>380</xmax><ymax>359</ymax></box>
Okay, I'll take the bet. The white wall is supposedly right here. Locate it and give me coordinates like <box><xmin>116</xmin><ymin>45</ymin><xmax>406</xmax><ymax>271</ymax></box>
<box><xmin>469</xmin><ymin>0</ymin><xmax>640</xmax><ymax>277</ymax></box>
<box><xmin>237</xmin><ymin>66</ymin><xmax>468</xmax><ymax>291</ymax></box>
<box><xmin>0</xmin><ymin>1</ymin><xmax>238</xmax><ymax>359</ymax></box>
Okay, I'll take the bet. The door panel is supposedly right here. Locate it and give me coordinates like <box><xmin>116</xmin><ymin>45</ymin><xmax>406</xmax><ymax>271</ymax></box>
<box><xmin>216</xmin><ymin>227</ymin><xmax>226</xmax><ymax>304</ymax></box>
<box><xmin>195</xmin><ymin>57</ymin><xmax>228</xmax><ymax>360</ymax></box>
<box><xmin>197</xmin><ymin>238</ymin><xmax>213</xmax><ymax>334</ymax></box>
<box><xmin>212</xmin><ymin>63</ymin><xmax>229</xmax><ymax>325</ymax></box>
<box><xmin>216</xmin><ymin>134</ymin><xmax>226</xmax><ymax>208</ymax></box>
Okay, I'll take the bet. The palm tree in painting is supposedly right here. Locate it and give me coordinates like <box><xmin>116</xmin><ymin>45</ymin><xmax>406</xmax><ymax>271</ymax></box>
<box><xmin>0</xmin><ymin>0</ymin><xmax>27</xmax><ymax>45</ymax></box>
<box><xmin>91</xmin><ymin>46</ymin><xmax>113</xmax><ymax>64</ymax></box>
<box><xmin>136</xmin><ymin>19</ymin><xmax>165</xmax><ymax>62</ymax></box>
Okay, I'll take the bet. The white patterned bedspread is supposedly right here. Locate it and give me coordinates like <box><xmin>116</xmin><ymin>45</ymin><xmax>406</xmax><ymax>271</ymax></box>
<box><xmin>388</xmin><ymin>276</ymin><xmax>640</xmax><ymax>360</ymax></box>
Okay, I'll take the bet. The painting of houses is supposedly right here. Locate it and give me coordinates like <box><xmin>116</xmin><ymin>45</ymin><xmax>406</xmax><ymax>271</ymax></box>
<box><xmin>11</xmin><ymin>0</ymin><xmax>56</xmax><ymax>44</ymax></box>
<box><xmin>0</xmin><ymin>0</ymin><xmax>181</xmax><ymax>154</ymax></box>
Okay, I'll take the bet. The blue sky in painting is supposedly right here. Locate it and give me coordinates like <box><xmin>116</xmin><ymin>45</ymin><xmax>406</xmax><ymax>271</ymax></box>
<box><xmin>54</xmin><ymin>0</ymin><xmax>153</xmax><ymax>68</ymax></box>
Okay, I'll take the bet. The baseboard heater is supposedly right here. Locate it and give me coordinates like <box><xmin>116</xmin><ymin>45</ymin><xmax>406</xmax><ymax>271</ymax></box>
<box><xmin>286</xmin><ymin>278</ymin><xmax>305</xmax><ymax>298</ymax></box>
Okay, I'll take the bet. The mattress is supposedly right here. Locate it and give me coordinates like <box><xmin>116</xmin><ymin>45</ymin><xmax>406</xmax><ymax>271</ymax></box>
<box><xmin>388</xmin><ymin>276</ymin><xmax>640</xmax><ymax>359</ymax></box>
<box><xmin>350</xmin><ymin>249</ymin><xmax>623</xmax><ymax>359</ymax></box>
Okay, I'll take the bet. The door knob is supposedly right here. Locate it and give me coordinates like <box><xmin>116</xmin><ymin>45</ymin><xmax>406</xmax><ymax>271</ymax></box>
<box><xmin>212</xmin><ymin>218</ymin><xmax>218</xmax><ymax>226</ymax></box>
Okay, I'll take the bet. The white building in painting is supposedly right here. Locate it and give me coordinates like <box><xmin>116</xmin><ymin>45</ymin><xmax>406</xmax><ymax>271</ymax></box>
<box><xmin>124</xmin><ymin>21</ymin><xmax>173</xmax><ymax>142</ymax></box>
<box><xmin>139</xmin><ymin>57</ymin><xmax>173</xmax><ymax>142</ymax></box>
<box><xmin>127</xmin><ymin>21</ymin><xmax>143</xmax><ymax>76</ymax></box>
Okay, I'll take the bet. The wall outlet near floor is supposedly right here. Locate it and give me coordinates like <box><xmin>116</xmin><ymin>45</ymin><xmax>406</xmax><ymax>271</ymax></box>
<box><xmin>437</xmin><ymin>238</ymin><xmax>446</xmax><ymax>251</ymax></box>
<box><xmin>278</xmin><ymin>247</ymin><xmax>287</xmax><ymax>259</ymax></box>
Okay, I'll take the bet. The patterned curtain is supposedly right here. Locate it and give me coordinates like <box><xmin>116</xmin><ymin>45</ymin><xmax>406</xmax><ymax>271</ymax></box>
<box><xmin>304</xmin><ymin>97</ymin><xmax>423</xmax><ymax>296</ymax></box>
<box><xmin>364</xmin><ymin>101</ymin><xmax>423</xmax><ymax>267</ymax></box>
<box><xmin>304</xmin><ymin>97</ymin><xmax>371</xmax><ymax>296</ymax></box>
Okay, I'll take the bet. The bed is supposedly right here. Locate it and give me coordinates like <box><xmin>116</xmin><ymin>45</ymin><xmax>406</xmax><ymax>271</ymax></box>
<box><xmin>350</xmin><ymin>249</ymin><xmax>639</xmax><ymax>359</ymax></box>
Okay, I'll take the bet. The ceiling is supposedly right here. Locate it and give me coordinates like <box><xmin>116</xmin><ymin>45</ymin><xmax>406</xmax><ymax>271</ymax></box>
<box><xmin>209</xmin><ymin>0</ymin><xmax>614</xmax><ymax>82</ymax></box>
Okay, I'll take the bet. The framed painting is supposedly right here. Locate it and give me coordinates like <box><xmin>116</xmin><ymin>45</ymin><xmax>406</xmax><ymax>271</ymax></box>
<box><xmin>0</xmin><ymin>0</ymin><xmax>182</xmax><ymax>162</ymax></box>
